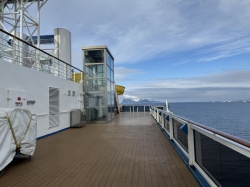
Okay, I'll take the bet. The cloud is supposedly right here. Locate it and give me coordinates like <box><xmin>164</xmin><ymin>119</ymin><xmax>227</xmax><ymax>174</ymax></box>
<box><xmin>114</xmin><ymin>67</ymin><xmax>143</xmax><ymax>81</ymax></box>
<box><xmin>39</xmin><ymin>0</ymin><xmax>250</xmax><ymax>65</ymax></box>
<box><xmin>125</xmin><ymin>87</ymin><xmax>250</xmax><ymax>102</ymax></box>
<box><xmin>171</xmin><ymin>60</ymin><xmax>190</xmax><ymax>66</ymax></box>
<box><xmin>123</xmin><ymin>69</ymin><xmax>250</xmax><ymax>102</ymax></box>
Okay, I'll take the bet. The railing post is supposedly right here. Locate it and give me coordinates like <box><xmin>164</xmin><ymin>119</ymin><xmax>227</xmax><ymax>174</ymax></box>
<box><xmin>162</xmin><ymin>113</ymin><xmax>165</xmax><ymax>129</ymax></box>
<box><xmin>156</xmin><ymin>110</ymin><xmax>159</xmax><ymax>123</ymax></box>
<box><xmin>169</xmin><ymin>115</ymin><xmax>174</xmax><ymax>140</ymax></box>
<box><xmin>133</xmin><ymin>106</ymin><xmax>134</xmax><ymax>113</ymax></box>
<box><xmin>188</xmin><ymin>123</ymin><xmax>195</xmax><ymax>165</ymax></box>
<box><xmin>36</xmin><ymin>49</ymin><xmax>40</xmax><ymax>70</ymax></box>
<box><xmin>161</xmin><ymin>111</ymin><xmax>164</xmax><ymax>129</ymax></box>
<box><xmin>155</xmin><ymin>109</ymin><xmax>157</xmax><ymax>121</ymax></box>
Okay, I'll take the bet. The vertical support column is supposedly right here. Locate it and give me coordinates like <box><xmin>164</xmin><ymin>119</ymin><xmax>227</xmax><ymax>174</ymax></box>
<box><xmin>37</xmin><ymin>0</ymin><xmax>40</xmax><ymax>49</ymax></box>
<box><xmin>130</xmin><ymin>107</ymin><xmax>131</xmax><ymax>112</ymax></box>
<box><xmin>137</xmin><ymin>107</ymin><xmax>138</xmax><ymax>112</ymax></box>
<box><xmin>156</xmin><ymin>110</ymin><xmax>159</xmax><ymax>123</ymax></box>
<box><xmin>144</xmin><ymin>105</ymin><xmax>145</xmax><ymax>112</ymax></box>
<box><xmin>162</xmin><ymin>113</ymin><xmax>165</xmax><ymax>129</ymax></box>
<box><xmin>169</xmin><ymin>115</ymin><xmax>174</xmax><ymax>139</ymax></box>
<box><xmin>133</xmin><ymin>106</ymin><xmax>134</xmax><ymax>113</ymax></box>
<box><xmin>0</xmin><ymin>4</ymin><xmax>3</xmax><ymax>62</ymax></box>
<box><xmin>12</xmin><ymin>1</ymin><xmax>17</xmax><ymax>64</ymax></box>
<box><xmin>36</xmin><ymin>0</ymin><xmax>40</xmax><ymax>70</ymax></box>
<box><xmin>188</xmin><ymin>123</ymin><xmax>195</xmax><ymax>165</ymax></box>
<box><xmin>19</xmin><ymin>0</ymin><xmax>24</xmax><ymax>65</ymax></box>
<box><xmin>162</xmin><ymin>112</ymin><xmax>164</xmax><ymax>128</ymax></box>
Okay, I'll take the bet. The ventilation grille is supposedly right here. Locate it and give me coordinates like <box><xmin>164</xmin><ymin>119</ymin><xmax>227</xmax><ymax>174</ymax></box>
<box><xmin>49</xmin><ymin>87</ymin><xmax>60</xmax><ymax>128</ymax></box>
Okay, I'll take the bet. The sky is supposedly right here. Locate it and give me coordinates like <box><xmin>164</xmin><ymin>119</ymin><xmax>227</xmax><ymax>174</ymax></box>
<box><xmin>22</xmin><ymin>0</ymin><xmax>250</xmax><ymax>102</ymax></box>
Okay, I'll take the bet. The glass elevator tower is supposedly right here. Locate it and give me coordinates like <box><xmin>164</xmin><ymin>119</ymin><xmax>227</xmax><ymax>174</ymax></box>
<box><xmin>82</xmin><ymin>46</ymin><xmax>115</xmax><ymax>123</ymax></box>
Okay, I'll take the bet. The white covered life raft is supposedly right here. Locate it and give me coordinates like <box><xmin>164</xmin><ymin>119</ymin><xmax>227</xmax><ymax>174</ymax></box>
<box><xmin>0</xmin><ymin>108</ymin><xmax>37</xmax><ymax>171</ymax></box>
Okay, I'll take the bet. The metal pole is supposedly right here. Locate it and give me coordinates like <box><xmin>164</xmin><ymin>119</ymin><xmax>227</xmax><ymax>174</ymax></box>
<box><xmin>12</xmin><ymin>1</ymin><xmax>17</xmax><ymax>64</ymax></box>
<box><xmin>36</xmin><ymin>0</ymin><xmax>40</xmax><ymax>70</ymax></box>
<box><xmin>188</xmin><ymin>123</ymin><xmax>195</xmax><ymax>165</ymax></box>
<box><xmin>169</xmin><ymin>115</ymin><xmax>174</xmax><ymax>140</ymax></box>
<box><xmin>37</xmin><ymin>0</ymin><xmax>40</xmax><ymax>49</ymax></box>
<box><xmin>0</xmin><ymin>3</ymin><xmax>4</xmax><ymax>61</ymax></box>
<box><xmin>19</xmin><ymin>0</ymin><xmax>24</xmax><ymax>65</ymax></box>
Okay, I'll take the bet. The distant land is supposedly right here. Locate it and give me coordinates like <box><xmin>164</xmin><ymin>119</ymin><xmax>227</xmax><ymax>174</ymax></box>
<box><xmin>120</xmin><ymin>98</ymin><xmax>250</xmax><ymax>105</ymax></box>
<box><xmin>121</xmin><ymin>98</ymin><xmax>163</xmax><ymax>105</ymax></box>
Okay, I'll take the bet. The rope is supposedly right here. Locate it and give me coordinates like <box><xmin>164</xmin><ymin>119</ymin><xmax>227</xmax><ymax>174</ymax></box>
<box><xmin>6</xmin><ymin>115</ymin><xmax>32</xmax><ymax>154</ymax></box>
<box><xmin>6</xmin><ymin>116</ymin><xmax>19</xmax><ymax>150</ymax></box>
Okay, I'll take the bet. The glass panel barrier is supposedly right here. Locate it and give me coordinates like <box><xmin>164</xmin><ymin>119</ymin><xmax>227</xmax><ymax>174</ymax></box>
<box><xmin>111</xmin><ymin>70</ymin><xmax>114</xmax><ymax>82</ymax></box>
<box><xmin>106</xmin><ymin>51</ymin><xmax>111</xmax><ymax>67</ymax></box>
<box><xmin>86</xmin><ymin>107</ymin><xmax>106</xmax><ymax>122</ymax></box>
<box><xmin>107</xmin><ymin>80</ymin><xmax>111</xmax><ymax>93</ymax></box>
<box><xmin>123</xmin><ymin>106</ymin><xmax>133</xmax><ymax>112</ymax></box>
<box><xmin>106</xmin><ymin>66</ymin><xmax>111</xmax><ymax>80</ymax></box>
<box><xmin>85</xmin><ymin>50</ymin><xmax>104</xmax><ymax>63</ymax></box>
<box><xmin>159</xmin><ymin>112</ymin><xmax>162</xmax><ymax>124</ymax></box>
<box><xmin>85</xmin><ymin>79</ymin><xmax>105</xmax><ymax>92</ymax></box>
<box><xmin>0</xmin><ymin>29</ymin><xmax>82</xmax><ymax>81</ymax></box>
<box><xmin>194</xmin><ymin>130</ymin><xmax>250</xmax><ymax>187</ymax></box>
<box><xmin>164</xmin><ymin>116</ymin><xmax>170</xmax><ymax>132</ymax></box>
<box><xmin>133</xmin><ymin>106</ymin><xmax>145</xmax><ymax>112</ymax></box>
<box><xmin>85</xmin><ymin>93</ymin><xmax>105</xmax><ymax>107</ymax></box>
<box><xmin>173</xmin><ymin>118</ymin><xmax>189</xmax><ymax>152</ymax></box>
<box><xmin>111</xmin><ymin>81</ymin><xmax>114</xmax><ymax>94</ymax></box>
<box><xmin>85</xmin><ymin>65</ymin><xmax>104</xmax><ymax>78</ymax></box>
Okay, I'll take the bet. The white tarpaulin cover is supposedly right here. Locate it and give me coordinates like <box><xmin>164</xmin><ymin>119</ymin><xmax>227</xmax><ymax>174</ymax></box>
<box><xmin>0</xmin><ymin>108</ymin><xmax>37</xmax><ymax>171</ymax></box>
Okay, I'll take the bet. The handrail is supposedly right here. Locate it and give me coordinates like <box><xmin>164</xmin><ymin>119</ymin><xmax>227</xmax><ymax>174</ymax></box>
<box><xmin>0</xmin><ymin>28</ymin><xmax>82</xmax><ymax>72</ymax></box>
<box><xmin>158</xmin><ymin>108</ymin><xmax>250</xmax><ymax>149</ymax></box>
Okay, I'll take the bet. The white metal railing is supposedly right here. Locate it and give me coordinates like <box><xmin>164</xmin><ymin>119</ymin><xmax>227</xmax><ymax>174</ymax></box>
<box><xmin>0</xmin><ymin>29</ymin><xmax>82</xmax><ymax>81</ymax></box>
<box><xmin>150</xmin><ymin>106</ymin><xmax>250</xmax><ymax>187</ymax></box>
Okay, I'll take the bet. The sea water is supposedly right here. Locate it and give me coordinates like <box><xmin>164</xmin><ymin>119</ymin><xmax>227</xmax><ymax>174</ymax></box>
<box><xmin>139</xmin><ymin>102</ymin><xmax>250</xmax><ymax>141</ymax></box>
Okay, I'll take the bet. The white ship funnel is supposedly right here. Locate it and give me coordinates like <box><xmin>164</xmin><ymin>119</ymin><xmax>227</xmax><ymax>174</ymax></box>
<box><xmin>54</xmin><ymin>28</ymin><xmax>72</xmax><ymax>79</ymax></box>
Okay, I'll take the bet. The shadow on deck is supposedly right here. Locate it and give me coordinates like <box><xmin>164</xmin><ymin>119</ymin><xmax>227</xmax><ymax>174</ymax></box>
<box><xmin>0</xmin><ymin>112</ymin><xmax>199</xmax><ymax>187</ymax></box>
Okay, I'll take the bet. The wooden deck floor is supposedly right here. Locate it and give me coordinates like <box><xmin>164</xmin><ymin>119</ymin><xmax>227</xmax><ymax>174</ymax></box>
<box><xmin>0</xmin><ymin>112</ymin><xmax>199</xmax><ymax>187</ymax></box>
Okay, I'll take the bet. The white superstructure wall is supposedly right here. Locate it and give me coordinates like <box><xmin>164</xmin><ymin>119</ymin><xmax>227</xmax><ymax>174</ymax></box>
<box><xmin>0</xmin><ymin>59</ymin><xmax>83</xmax><ymax>138</ymax></box>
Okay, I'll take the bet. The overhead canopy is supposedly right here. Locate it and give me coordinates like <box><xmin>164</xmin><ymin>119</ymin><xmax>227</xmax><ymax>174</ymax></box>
<box><xmin>115</xmin><ymin>85</ymin><xmax>125</xmax><ymax>95</ymax></box>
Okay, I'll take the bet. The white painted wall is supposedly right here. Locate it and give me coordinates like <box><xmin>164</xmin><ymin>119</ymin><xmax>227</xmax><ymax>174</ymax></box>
<box><xmin>0</xmin><ymin>59</ymin><xmax>83</xmax><ymax>138</ymax></box>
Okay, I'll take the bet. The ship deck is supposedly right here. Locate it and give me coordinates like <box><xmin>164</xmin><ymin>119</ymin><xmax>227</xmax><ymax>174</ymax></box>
<box><xmin>0</xmin><ymin>112</ymin><xmax>199</xmax><ymax>187</ymax></box>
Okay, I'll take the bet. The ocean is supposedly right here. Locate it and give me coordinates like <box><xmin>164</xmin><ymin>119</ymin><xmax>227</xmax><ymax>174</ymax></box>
<box><xmin>130</xmin><ymin>102</ymin><xmax>250</xmax><ymax>141</ymax></box>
